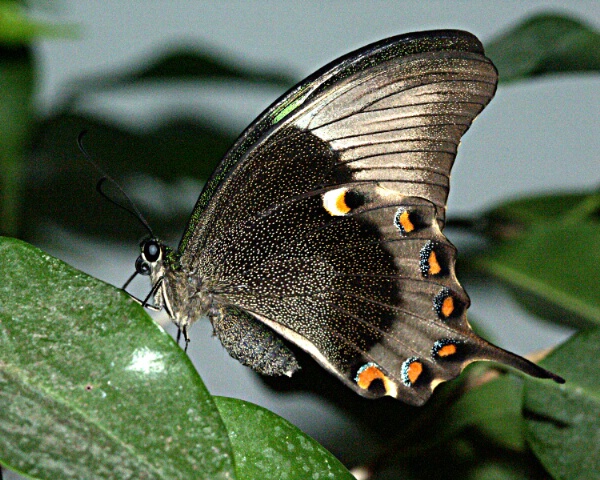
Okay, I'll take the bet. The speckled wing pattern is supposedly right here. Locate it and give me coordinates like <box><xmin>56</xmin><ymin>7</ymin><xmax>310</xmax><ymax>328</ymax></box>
<box><xmin>179</xmin><ymin>30</ymin><xmax>561</xmax><ymax>405</ymax></box>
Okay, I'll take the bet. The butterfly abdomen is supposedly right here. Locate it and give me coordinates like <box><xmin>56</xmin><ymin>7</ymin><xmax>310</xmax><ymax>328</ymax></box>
<box><xmin>211</xmin><ymin>305</ymin><xmax>300</xmax><ymax>377</ymax></box>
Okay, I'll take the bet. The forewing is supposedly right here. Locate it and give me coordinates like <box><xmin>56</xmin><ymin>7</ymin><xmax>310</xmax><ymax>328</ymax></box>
<box><xmin>178</xmin><ymin>29</ymin><xmax>490</xmax><ymax>253</ymax></box>
<box><xmin>181</xmin><ymin>31</ymin><xmax>559</xmax><ymax>405</ymax></box>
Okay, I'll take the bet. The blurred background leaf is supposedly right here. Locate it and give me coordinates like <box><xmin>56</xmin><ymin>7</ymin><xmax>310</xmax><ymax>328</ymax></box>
<box><xmin>28</xmin><ymin>113</ymin><xmax>236</xmax><ymax>240</ymax></box>
<box><xmin>524</xmin><ymin>328</ymin><xmax>600</xmax><ymax>480</ymax></box>
<box><xmin>23</xmin><ymin>46</ymin><xmax>294</xmax><ymax>243</ymax></box>
<box><xmin>466</xmin><ymin>191</ymin><xmax>600</xmax><ymax>328</ymax></box>
<box><xmin>487</xmin><ymin>12</ymin><xmax>600</xmax><ymax>82</ymax></box>
<box><xmin>61</xmin><ymin>46</ymin><xmax>294</xmax><ymax>105</ymax></box>
<box><xmin>0</xmin><ymin>0</ymin><xmax>76</xmax><ymax>238</ymax></box>
<box><xmin>0</xmin><ymin>44</ymin><xmax>32</xmax><ymax>237</ymax></box>
<box><xmin>0</xmin><ymin>1</ymin><xmax>76</xmax><ymax>44</ymax></box>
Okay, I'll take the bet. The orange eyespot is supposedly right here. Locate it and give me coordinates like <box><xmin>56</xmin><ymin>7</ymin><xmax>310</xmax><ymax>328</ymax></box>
<box><xmin>356</xmin><ymin>363</ymin><xmax>386</xmax><ymax>389</ymax></box>
<box><xmin>428</xmin><ymin>251</ymin><xmax>441</xmax><ymax>275</ymax></box>
<box><xmin>400</xmin><ymin>210</ymin><xmax>415</xmax><ymax>232</ymax></box>
<box><xmin>323</xmin><ymin>188</ymin><xmax>351</xmax><ymax>216</ymax></box>
<box><xmin>420</xmin><ymin>241</ymin><xmax>443</xmax><ymax>277</ymax></box>
<box><xmin>402</xmin><ymin>358</ymin><xmax>424</xmax><ymax>386</ymax></box>
<box><xmin>394</xmin><ymin>208</ymin><xmax>415</xmax><ymax>235</ymax></box>
<box><xmin>335</xmin><ymin>192</ymin><xmax>351</xmax><ymax>214</ymax></box>
<box><xmin>441</xmin><ymin>296</ymin><xmax>454</xmax><ymax>317</ymax></box>
<box><xmin>355</xmin><ymin>362</ymin><xmax>397</xmax><ymax>397</ymax></box>
<box><xmin>434</xmin><ymin>288</ymin><xmax>460</xmax><ymax>320</ymax></box>
<box><xmin>438</xmin><ymin>344</ymin><xmax>456</xmax><ymax>357</ymax></box>
<box><xmin>432</xmin><ymin>339</ymin><xmax>460</xmax><ymax>359</ymax></box>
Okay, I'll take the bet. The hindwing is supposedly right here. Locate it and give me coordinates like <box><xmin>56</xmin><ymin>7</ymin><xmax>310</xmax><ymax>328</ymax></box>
<box><xmin>178</xmin><ymin>30</ymin><xmax>561</xmax><ymax>405</ymax></box>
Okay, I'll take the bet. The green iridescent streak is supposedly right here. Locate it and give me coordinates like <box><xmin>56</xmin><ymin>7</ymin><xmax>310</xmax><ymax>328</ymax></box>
<box><xmin>177</xmin><ymin>30</ymin><xmax>483</xmax><ymax>255</ymax></box>
<box><xmin>164</xmin><ymin>245</ymin><xmax>181</xmax><ymax>270</ymax></box>
<box><xmin>270</xmin><ymin>84</ymin><xmax>311</xmax><ymax>125</ymax></box>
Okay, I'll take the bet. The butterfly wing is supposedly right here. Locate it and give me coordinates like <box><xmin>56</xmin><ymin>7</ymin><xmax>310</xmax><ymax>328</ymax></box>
<box><xmin>180</xmin><ymin>30</ymin><xmax>562</xmax><ymax>405</ymax></box>
<box><xmin>178</xmin><ymin>29</ymin><xmax>485</xmax><ymax>252</ymax></box>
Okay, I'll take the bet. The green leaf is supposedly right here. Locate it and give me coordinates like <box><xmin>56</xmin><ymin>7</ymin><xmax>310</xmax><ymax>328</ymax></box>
<box><xmin>486</xmin><ymin>12</ymin><xmax>600</xmax><ymax>82</ymax></box>
<box><xmin>452</xmin><ymin>456</ymin><xmax>548</xmax><ymax>480</ymax></box>
<box><xmin>0</xmin><ymin>2</ymin><xmax>77</xmax><ymax>44</ymax></box>
<box><xmin>132</xmin><ymin>49</ymin><xmax>293</xmax><ymax>85</ymax></box>
<box><xmin>428</xmin><ymin>374</ymin><xmax>527</xmax><ymax>453</ymax></box>
<box><xmin>524</xmin><ymin>328</ymin><xmax>600</xmax><ymax>480</ymax></box>
<box><xmin>59</xmin><ymin>47</ymin><xmax>294</xmax><ymax>109</ymax></box>
<box><xmin>0</xmin><ymin>3</ymin><xmax>74</xmax><ymax>237</ymax></box>
<box><xmin>0</xmin><ymin>237</ymin><xmax>235</xmax><ymax>479</ymax></box>
<box><xmin>25</xmin><ymin>113</ymin><xmax>236</xmax><ymax>242</ymax></box>
<box><xmin>0</xmin><ymin>44</ymin><xmax>33</xmax><ymax>236</ymax></box>
<box><xmin>471</xmin><ymin>192</ymin><xmax>600</xmax><ymax>328</ymax></box>
<box><xmin>215</xmin><ymin>396</ymin><xmax>353</xmax><ymax>479</ymax></box>
<box><xmin>482</xmin><ymin>193</ymin><xmax>594</xmax><ymax>236</ymax></box>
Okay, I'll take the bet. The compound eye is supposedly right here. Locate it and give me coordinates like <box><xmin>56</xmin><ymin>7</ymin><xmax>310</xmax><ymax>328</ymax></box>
<box><xmin>135</xmin><ymin>256</ymin><xmax>151</xmax><ymax>275</ymax></box>
<box><xmin>143</xmin><ymin>239</ymin><xmax>161</xmax><ymax>262</ymax></box>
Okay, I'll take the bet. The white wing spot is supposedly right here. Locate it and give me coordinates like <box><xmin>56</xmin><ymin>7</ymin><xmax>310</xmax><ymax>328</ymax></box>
<box><xmin>322</xmin><ymin>187</ymin><xmax>351</xmax><ymax>216</ymax></box>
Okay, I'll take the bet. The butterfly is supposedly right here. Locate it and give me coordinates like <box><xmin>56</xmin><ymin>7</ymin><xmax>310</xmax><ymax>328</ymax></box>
<box><xmin>130</xmin><ymin>29</ymin><xmax>564</xmax><ymax>406</ymax></box>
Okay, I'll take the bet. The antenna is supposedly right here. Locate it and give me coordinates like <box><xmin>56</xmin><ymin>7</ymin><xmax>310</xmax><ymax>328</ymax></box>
<box><xmin>77</xmin><ymin>130</ymin><xmax>154</xmax><ymax>237</ymax></box>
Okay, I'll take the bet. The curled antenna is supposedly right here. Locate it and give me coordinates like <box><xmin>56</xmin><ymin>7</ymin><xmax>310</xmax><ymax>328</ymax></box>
<box><xmin>77</xmin><ymin>130</ymin><xmax>154</xmax><ymax>237</ymax></box>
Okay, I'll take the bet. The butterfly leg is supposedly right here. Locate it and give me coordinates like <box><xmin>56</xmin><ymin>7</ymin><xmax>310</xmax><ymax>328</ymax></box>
<box><xmin>127</xmin><ymin>295</ymin><xmax>161</xmax><ymax>311</ymax></box>
<box><xmin>210</xmin><ymin>305</ymin><xmax>300</xmax><ymax>377</ymax></box>
<box><xmin>176</xmin><ymin>326</ymin><xmax>191</xmax><ymax>352</ymax></box>
<box><xmin>123</xmin><ymin>275</ymin><xmax>163</xmax><ymax>311</ymax></box>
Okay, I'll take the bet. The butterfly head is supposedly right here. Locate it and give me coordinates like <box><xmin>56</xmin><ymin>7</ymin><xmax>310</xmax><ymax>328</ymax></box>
<box><xmin>136</xmin><ymin>238</ymin><xmax>163</xmax><ymax>276</ymax></box>
<box><xmin>134</xmin><ymin>237</ymin><xmax>207</xmax><ymax>343</ymax></box>
<box><xmin>135</xmin><ymin>237</ymin><xmax>179</xmax><ymax>279</ymax></box>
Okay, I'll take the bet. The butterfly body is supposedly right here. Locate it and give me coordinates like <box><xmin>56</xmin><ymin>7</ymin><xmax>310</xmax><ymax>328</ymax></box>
<box><xmin>135</xmin><ymin>30</ymin><xmax>564</xmax><ymax>405</ymax></box>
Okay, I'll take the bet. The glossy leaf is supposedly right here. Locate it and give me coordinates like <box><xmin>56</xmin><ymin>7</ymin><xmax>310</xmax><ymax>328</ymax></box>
<box><xmin>0</xmin><ymin>237</ymin><xmax>234</xmax><ymax>479</ymax></box>
<box><xmin>486</xmin><ymin>12</ymin><xmax>600</xmax><ymax>82</ymax></box>
<box><xmin>524</xmin><ymin>328</ymin><xmax>600</xmax><ymax>480</ymax></box>
<box><xmin>471</xmin><ymin>193</ymin><xmax>600</xmax><ymax>328</ymax></box>
<box><xmin>215</xmin><ymin>396</ymin><xmax>353</xmax><ymax>479</ymax></box>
